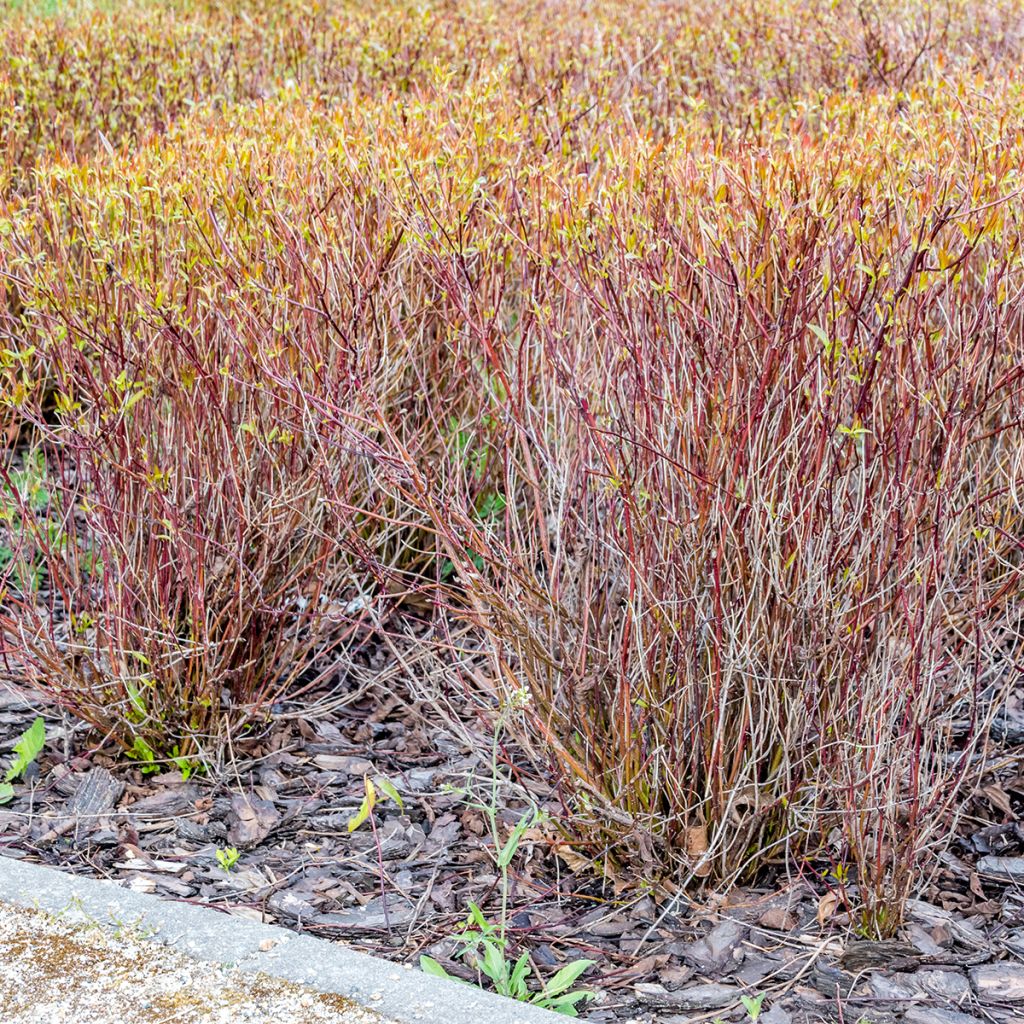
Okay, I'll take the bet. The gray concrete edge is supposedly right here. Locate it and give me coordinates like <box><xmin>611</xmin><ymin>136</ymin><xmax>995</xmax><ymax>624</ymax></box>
<box><xmin>0</xmin><ymin>854</ymin><xmax>563</xmax><ymax>1024</ymax></box>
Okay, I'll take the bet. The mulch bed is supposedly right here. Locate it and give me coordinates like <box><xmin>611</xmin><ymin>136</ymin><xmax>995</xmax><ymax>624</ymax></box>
<box><xmin>0</xmin><ymin>672</ymin><xmax>1021</xmax><ymax>1024</ymax></box>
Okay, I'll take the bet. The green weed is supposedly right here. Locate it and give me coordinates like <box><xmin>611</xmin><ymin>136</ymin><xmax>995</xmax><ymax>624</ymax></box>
<box><xmin>215</xmin><ymin>847</ymin><xmax>239</xmax><ymax>871</ymax></box>
<box><xmin>0</xmin><ymin>716</ymin><xmax>45</xmax><ymax>803</ymax></box>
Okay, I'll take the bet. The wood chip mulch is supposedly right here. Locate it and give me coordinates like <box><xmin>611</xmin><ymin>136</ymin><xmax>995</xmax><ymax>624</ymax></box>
<box><xmin>0</xmin><ymin>674</ymin><xmax>1021</xmax><ymax>1024</ymax></box>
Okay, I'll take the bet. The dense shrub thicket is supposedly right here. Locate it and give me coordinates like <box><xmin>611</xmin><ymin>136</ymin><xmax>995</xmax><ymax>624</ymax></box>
<box><xmin>1</xmin><ymin>0</ymin><xmax>1022</xmax><ymax>932</ymax></box>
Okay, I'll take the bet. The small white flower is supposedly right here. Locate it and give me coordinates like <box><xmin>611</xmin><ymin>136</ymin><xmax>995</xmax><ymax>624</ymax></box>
<box><xmin>505</xmin><ymin>686</ymin><xmax>532</xmax><ymax>710</ymax></box>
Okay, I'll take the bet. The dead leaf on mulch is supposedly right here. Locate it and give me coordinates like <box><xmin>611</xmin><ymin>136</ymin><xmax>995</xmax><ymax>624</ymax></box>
<box><xmin>553</xmin><ymin>841</ymin><xmax>593</xmax><ymax>873</ymax></box>
<box><xmin>758</xmin><ymin>907</ymin><xmax>799</xmax><ymax>932</ymax></box>
<box><xmin>683</xmin><ymin>824</ymin><xmax>711</xmax><ymax>877</ymax></box>
<box><xmin>459</xmin><ymin>806</ymin><xmax>486</xmax><ymax>837</ymax></box>
<box><xmin>816</xmin><ymin>891</ymin><xmax>840</xmax><ymax>928</ymax></box>
<box><xmin>227</xmin><ymin>793</ymin><xmax>281</xmax><ymax>848</ymax></box>
<box><xmin>979</xmin><ymin>783</ymin><xmax>1014</xmax><ymax>817</ymax></box>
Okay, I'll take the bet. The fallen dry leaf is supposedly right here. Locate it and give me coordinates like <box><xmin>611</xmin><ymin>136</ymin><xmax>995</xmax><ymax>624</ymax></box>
<box><xmin>758</xmin><ymin>907</ymin><xmax>799</xmax><ymax>932</ymax></box>
<box><xmin>683</xmin><ymin>824</ymin><xmax>711</xmax><ymax>878</ymax></box>
<box><xmin>227</xmin><ymin>793</ymin><xmax>281</xmax><ymax>848</ymax></box>
<box><xmin>979</xmin><ymin>783</ymin><xmax>1013</xmax><ymax>816</ymax></box>
<box><xmin>816</xmin><ymin>891</ymin><xmax>840</xmax><ymax>928</ymax></box>
<box><xmin>553</xmin><ymin>842</ymin><xmax>593</xmax><ymax>873</ymax></box>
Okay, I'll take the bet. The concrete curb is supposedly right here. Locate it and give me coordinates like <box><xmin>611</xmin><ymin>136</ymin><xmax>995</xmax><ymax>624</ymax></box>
<box><xmin>0</xmin><ymin>855</ymin><xmax>565</xmax><ymax>1024</ymax></box>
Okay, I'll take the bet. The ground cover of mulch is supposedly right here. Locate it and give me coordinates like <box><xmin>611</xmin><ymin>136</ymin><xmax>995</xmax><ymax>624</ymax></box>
<box><xmin>0</xmin><ymin>672</ymin><xmax>1022</xmax><ymax>1024</ymax></box>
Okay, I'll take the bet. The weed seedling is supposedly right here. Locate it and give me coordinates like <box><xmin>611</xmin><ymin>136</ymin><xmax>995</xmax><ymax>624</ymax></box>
<box><xmin>347</xmin><ymin>774</ymin><xmax>405</xmax><ymax>932</ymax></box>
<box><xmin>741</xmin><ymin>993</ymin><xmax>765</xmax><ymax>1020</ymax></box>
<box><xmin>420</xmin><ymin>902</ymin><xmax>594</xmax><ymax>1016</ymax></box>
<box><xmin>347</xmin><ymin>775</ymin><xmax>404</xmax><ymax>832</ymax></box>
<box><xmin>215</xmin><ymin>847</ymin><xmax>240</xmax><ymax>871</ymax></box>
<box><xmin>420</xmin><ymin>694</ymin><xmax>595</xmax><ymax>1015</ymax></box>
<box><xmin>0</xmin><ymin>716</ymin><xmax>45</xmax><ymax>803</ymax></box>
<box><xmin>713</xmin><ymin>992</ymin><xmax>765</xmax><ymax>1023</ymax></box>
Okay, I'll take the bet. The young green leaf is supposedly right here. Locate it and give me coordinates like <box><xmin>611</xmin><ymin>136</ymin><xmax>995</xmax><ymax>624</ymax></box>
<box><xmin>374</xmin><ymin>775</ymin><xmax>404</xmax><ymax>811</ymax></box>
<box><xmin>537</xmin><ymin>990</ymin><xmax>593</xmax><ymax>1016</ymax></box>
<box><xmin>5</xmin><ymin>716</ymin><xmax>45</xmax><ymax>782</ymax></box>
<box><xmin>542</xmin><ymin>958</ymin><xmax>594</xmax><ymax>998</ymax></box>
<box><xmin>125</xmin><ymin>735</ymin><xmax>159</xmax><ymax>773</ymax></box>
<box><xmin>481</xmin><ymin>940</ymin><xmax>509</xmax><ymax>990</ymax></box>
<box><xmin>741</xmin><ymin>993</ymin><xmax>765</xmax><ymax>1020</ymax></box>
<box><xmin>419</xmin><ymin>956</ymin><xmax>456</xmax><ymax>980</ymax></box>
<box><xmin>508</xmin><ymin>951</ymin><xmax>533</xmax><ymax>999</ymax></box>
<box><xmin>347</xmin><ymin>776</ymin><xmax>377</xmax><ymax>832</ymax></box>
<box><xmin>125</xmin><ymin>680</ymin><xmax>147</xmax><ymax>717</ymax></box>
<box><xmin>497</xmin><ymin>807</ymin><xmax>538</xmax><ymax>868</ymax></box>
<box><xmin>465</xmin><ymin>901</ymin><xmax>491</xmax><ymax>933</ymax></box>
<box><xmin>215</xmin><ymin>846</ymin><xmax>240</xmax><ymax>871</ymax></box>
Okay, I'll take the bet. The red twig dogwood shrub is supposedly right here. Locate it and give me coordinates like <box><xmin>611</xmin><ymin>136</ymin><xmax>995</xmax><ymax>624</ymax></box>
<box><xmin>370</xmin><ymin>79</ymin><xmax>1024</xmax><ymax>932</ymax></box>
<box><xmin>0</xmin><ymin>0</ymin><xmax>1021</xmax><ymax>930</ymax></box>
<box><xmin>0</xmin><ymin>118</ymin><xmax>445</xmax><ymax>761</ymax></box>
